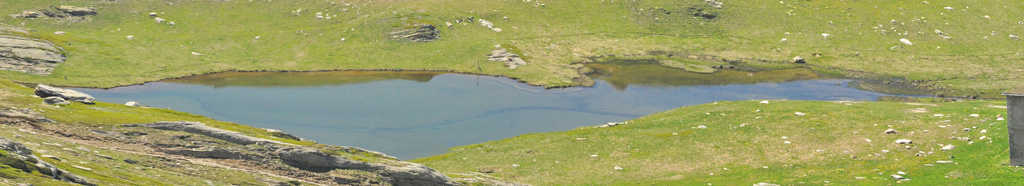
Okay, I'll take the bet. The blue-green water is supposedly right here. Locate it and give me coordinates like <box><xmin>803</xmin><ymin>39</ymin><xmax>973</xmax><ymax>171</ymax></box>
<box><xmin>75</xmin><ymin>65</ymin><xmax>895</xmax><ymax>159</ymax></box>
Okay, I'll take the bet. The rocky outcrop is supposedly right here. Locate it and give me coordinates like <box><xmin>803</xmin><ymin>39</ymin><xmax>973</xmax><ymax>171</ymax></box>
<box><xmin>0</xmin><ymin>138</ymin><xmax>94</xmax><ymax>185</ymax></box>
<box><xmin>127</xmin><ymin>121</ymin><xmax>459</xmax><ymax>186</ymax></box>
<box><xmin>391</xmin><ymin>24</ymin><xmax>440</xmax><ymax>42</ymax></box>
<box><xmin>125</xmin><ymin>121</ymin><xmax>281</xmax><ymax>145</ymax></box>
<box><xmin>0</xmin><ymin>107</ymin><xmax>55</xmax><ymax>123</ymax></box>
<box><xmin>11</xmin><ymin>5</ymin><xmax>96</xmax><ymax>19</ymax></box>
<box><xmin>0</xmin><ymin>35</ymin><xmax>66</xmax><ymax>75</ymax></box>
<box><xmin>44</xmin><ymin>96</ymin><xmax>71</xmax><ymax>105</ymax></box>
<box><xmin>35</xmin><ymin>84</ymin><xmax>94</xmax><ymax>104</ymax></box>
<box><xmin>488</xmin><ymin>48</ymin><xmax>527</xmax><ymax>69</ymax></box>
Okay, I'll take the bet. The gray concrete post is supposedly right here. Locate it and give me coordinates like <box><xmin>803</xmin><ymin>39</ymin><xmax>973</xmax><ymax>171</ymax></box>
<box><xmin>1005</xmin><ymin>86</ymin><xmax>1024</xmax><ymax>166</ymax></box>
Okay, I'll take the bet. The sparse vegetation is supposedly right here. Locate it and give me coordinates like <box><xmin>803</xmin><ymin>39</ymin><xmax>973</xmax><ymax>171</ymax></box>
<box><xmin>417</xmin><ymin>100</ymin><xmax>1018</xmax><ymax>185</ymax></box>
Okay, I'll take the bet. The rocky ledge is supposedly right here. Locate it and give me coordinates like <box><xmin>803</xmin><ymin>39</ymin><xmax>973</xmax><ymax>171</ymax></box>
<box><xmin>0</xmin><ymin>33</ymin><xmax>66</xmax><ymax>75</ymax></box>
<box><xmin>391</xmin><ymin>24</ymin><xmax>441</xmax><ymax>42</ymax></box>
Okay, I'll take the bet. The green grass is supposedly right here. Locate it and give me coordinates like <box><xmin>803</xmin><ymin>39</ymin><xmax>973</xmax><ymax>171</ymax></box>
<box><xmin>415</xmin><ymin>100</ymin><xmax>1019</xmax><ymax>185</ymax></box>
<box><xmin>0</xmin><ymin>0</ymin><xmax>1020</xmax><ymax>96</ymax></box>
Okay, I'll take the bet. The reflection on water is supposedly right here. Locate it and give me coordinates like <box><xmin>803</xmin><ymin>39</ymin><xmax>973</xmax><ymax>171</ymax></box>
<box><xmin>168</xmin><ymin>71</ymin><xmax>444</xmax><ymax>88</ymax></box>
<box><xmin>587</xmin><ymin>61</ymin><xmax>822</xmax><ymax>90</ymax></box>
<box><xmin>76</xmin><ymin>63</ymin><xmax>892</xmax><ymax>160</ymax></box>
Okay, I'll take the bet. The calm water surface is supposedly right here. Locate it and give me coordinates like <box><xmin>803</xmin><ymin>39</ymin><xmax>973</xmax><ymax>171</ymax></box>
<box><xmin>76</xmin><ymin>63</ymin><xmax>894</xmax><ymax>159</ymax></box>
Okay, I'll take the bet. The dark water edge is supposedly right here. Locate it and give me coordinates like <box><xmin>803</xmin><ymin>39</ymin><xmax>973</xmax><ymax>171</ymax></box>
<box><xmin>74</xmin><ymin>63</ymin><xmax>898</xmax><ymax>159</ymax></box>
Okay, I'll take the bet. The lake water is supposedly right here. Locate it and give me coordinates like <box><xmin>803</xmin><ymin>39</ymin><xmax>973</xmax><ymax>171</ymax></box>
<box><xmin>75</xmin><ymin>63</ymin><xmax>895</xmax><ymax>159</ymax></box>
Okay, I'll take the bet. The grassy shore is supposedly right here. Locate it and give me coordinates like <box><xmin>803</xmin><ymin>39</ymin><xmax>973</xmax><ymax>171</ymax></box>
<box><xmin>0</xmin><ymin>0</ymin><xmax>1021</xmax><ymax>97</ymax></box>
<box><xmin>416</xmin><ymin>100</ymin><xmax>1017</xmax><ymax>185</ymax></box>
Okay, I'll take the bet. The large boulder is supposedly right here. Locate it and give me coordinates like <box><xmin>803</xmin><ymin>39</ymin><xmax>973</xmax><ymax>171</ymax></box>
<box><xmin>43</xmin><ymin>96</ymin><xmax>71</xmax><ymax>105</ymax></box>
<box><xmin>35</xmin><ymin>84</ymin><xmax>94</xmax><ymax>104</ymax></box>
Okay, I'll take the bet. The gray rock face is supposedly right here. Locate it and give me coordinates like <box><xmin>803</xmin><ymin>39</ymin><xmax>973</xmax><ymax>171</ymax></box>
<box><xmin>488</xmin><ymin>48</ymin><xmax>527</xmax><ymax>69</ymax></box>
<box><xmin>43</xmin><ymin>96</ymin><xmax>71</xmax><ymax>105</ymax></box>
<box><xmin>0</xmin><ymin>35</ymin><xmax>66</xmax><ymax>75</ymax></box>
<box><xmin>390</xmin><ymin>24</ymin><xmax>440</xmax><ymax>42</ymax></box>
<box><xmin>275</xmin><ymin>147</ymin><xmax>371</xmax><ymax>169</ymax></box>
<box><xmin>35</xmin><ymin>84</ymin><xmax>94</xmax><ymax>104</ymax></box>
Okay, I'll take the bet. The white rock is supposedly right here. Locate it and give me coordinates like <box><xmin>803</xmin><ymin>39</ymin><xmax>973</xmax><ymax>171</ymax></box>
<box><xmin>696</xmin><ymin>125</ymin><xmax>707</xmax><ymax>129</ymax></box>
<box><xmin>54</xmin><ymin>31</ymin><xmax>65</xmax><ymax>35</ymax></box>
<box><xmin>191</xmin><ymin>52</ymin><xmax>203</xmax><ymax>56</ymax></box>
<box><xmin>900</xmin><ymin>38</ymin><xmax>914</xmax><ymax>45</ymax></box>
<box><xmin>784</xmin><ymin>141</ymin><xmax>792</xmax><ymax>144</ymax></box>
<box><xmin>155</xmin><ymin>17</ymin><xmax>166</xmax><ymax>23</ymax></box>
<box><xmin>754</xmin><ymin>183</ymin><xmax>780</xmax><ymax>186</ymax></box>
<box><xmin>933</xmin><ymin>114</ymin><xmax>944</xmax><ymax>117</ymax></box>
<box><xmin>614</xmin><ymin>166</ymin><xmax>623</xmax><ymax>171</ymax></box>
<box><xmin>895</xmin><ymin>139</ymin><xmax>913</xmax><ymax>144</ymax></box>
<box><xmin>781</xmin><ymin>136</ymin><xmax>788</xmax><ymax>139</ymax></box>
<box><xmin>865</xmin><ymin>138</ymin><xmax>872</xmax><ymax>142</ymax></box>
<box><xmin>892</xmin><ymin>175</ymin><xmax>905</xmax><ymax>180</ymax></box>
<box><xmin>780</xmin><ymin>38</ymin><xmax>787</xmax><ymax>42</ymax></box>
<box><xmin>981</xmin><ymin>130</ymin><xmax>987</xmax><ymax>133</ymax></box>
<box><xmin>998</xmin><ymin>117</ymin><xmax>1005</xmax><ymax>121</ymax></box>
<box><xmin>590</xmin><ymin>155</ymin><xmax>598</xmax><ymax>158</ymax></box>
<box><xmin>944</xmin><ymin>7</ymin><xmax>953</xmax><ymax>10</ymax></box>
<box><xmin>821</xmin><ymin>33</ymin><xmax>830</xmax><ymax>38</ymax></box>
<box><xmin>794</xmin><ymin>112</ymin><xmax>807</xmax><ymax>116</ymax></box>
<box><xmin>897</xmin><ymin>171</ymin><xmax>906</xmax><ymax>175</ymax></box>
<box><xmin>126</xmin><ymin>35</ymin><xmax>135</xmax><ymax>40</ymax></box>
<box><xmin>884</xmin><ymin>128</ymin><xmax>898</xmax><ymax>134</ymax></box>
<box><xmin>936</xmin><ymin>160</ymin><xmax>954</xmax><ymax>164</ymax></box>
<box><xmin>760</xmin><ymin>100</ymin><xmax>770</xmax><ymax>104</ymax></box>
<box><xmin>125</xmin><ymin>101</ymin><xmax>139</xmax><ymax>107</ymax></box>
<box><xmin>512</xmin><ymin>164</ymin><xmax>519</xmax><ymax>168</ymax></box>
<box><xmin>941</xmin><ymin>145</ymin><xmax>955</xmax><ymax>151</ymax></box>
<box><xmin>969</xmin><ymin>114</ymin><xmax>980</xmax><ymax>117</ymax></box>
<box><xmin>149</xmin><ymin>12</ymin><xmax>157</xmax><ymax>17</ymax></box>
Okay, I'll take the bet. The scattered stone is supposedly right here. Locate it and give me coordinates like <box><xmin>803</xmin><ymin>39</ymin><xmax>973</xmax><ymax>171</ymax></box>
<box><xmin>71</xmin><ymin>165</ymin><xmax>91</xmax><ymax>171</ymax></box>
<box><xmin>191</xmin><ymin>52</ymin><xmax>203</xmax><ymax>56</ymax></box>
<box><xmin>1011</xmin><ymin>35</ymin><xmax>1020</xmax><ymax>40</ymax></box>
<box><xmin>41</xmin><ymin>154</ymin><xmax>61</xmax><ymax>161</ymax></box>
<box><xmin>124</xmin><ymin>159</ymin><xmax>138</xmax><ymax>164</ymax></box>
<box><xmin>35</xmin><ymin>84</ymin><xmax>94</xmax><ymax>104</ymax></box>
<box><xmin>54</xmin><ymin>31</ymin><xmax>65</xmax><ymax>35</ymax></box>
<box><xmin>884</xmin><ymin>128</ymin><xmax>898</xmax><ymax>134</ymax></box>
<box><xmin>10</xmin><ymin>10</ymin><xmax>45</xmax><ymax>18</ymax></box>
<box><xmin>149</xmin><ymin>12</ymin><xmax>157</xmax><ymax>17</ymax></box>
<box><xmin>754</xmin><ymin>183</ymin><xmax>779</xmax><ymax>186</ymax></box>
<box><xmin>981</xmin><ymin>130</ymin><xmax>987</xmax><ymax>133</ymax></box>
<box><xmin>154</xmin><ymin>17</ymin><xmax>166</xmax><ymax>23</ymax></box>
<box><xmin>445</xmin><ymin>22</ymin><xmax>453</xmax><ymax>28</ymax></box>
<box><xmin>892</xmin><ymin>175</ymin><xmax>905</xmax><ymax>180</ymax></box>
<box><xmin>794</xmin><ymin>112</ymin><xmax>807</xmax><ymax>116</ymax></box>
<box><xmin>944</xmin><ymin>7</ymin><xmax>954</xmax><ymax>10</ymax></box>
<box><xmin>487</xmin><ymin>48</ymin><xmax>527</xmax><ymax>69</ymax></box>
<box><xmin>936</xmin><ymin>160</ymin><xmax>954</xmax><ymax>164</ymax></box>
<box><xmin>590</xmin><ymin>155</ymin><xmax>598</xmax><ymax>158</ymax></box>
<box><xmin>389</xmin><ymin>24</ymin><xmax>440</xmax><ymax>42</ymax></box>
<box><xmin>855</xmin><ymin>177</ymin><xmax>866</xmax><ymax>180</ymax></box>
<box><xmin>969</xmin><ymin>114</ymin><xmax>980</xmax><ymax>117</ymax></box>
<box><xmin>126</xmin><ymin>35</ymin><xmax>134</xmax><ymax>40</ymax></box>
<box><xmin>696</xmin><ymin>125</ymin><xmax>707</xmax><ymax>129</ymax></box>
<box><xmin>614</xmin><ymin>166</ymin><xmax>623</xmax><ymax>171</ymax></box>
<box><xmin>962</xmin><ymin>128</ymin><xmax>971</xmax><ymax>132</ymax></box>
<box><xmin>792</xmin><ymin>56</ymin><xmax>806</xmax><ymax>63</ymax></box>
<box><xmin>511</xmin><ymin>164</ymin><xmax>519</xmax><ymax>168</ymax></box>
<box><xmin>44</xmin><ymin>96</ymin><xmax>71</xmax><ymax>105</ymax></box>
<box><xmin>941</xmin><ymin>145</ymin><xmax>955</xmax><ymax>151</ymax></box>
<box><xmin>895</xmin><ymin>139</ymin><xmax>913</xmax><ymax>144</ymax></box>
<box><xmin>759</xmin><ymin>100</ymin><xmax>770</xmax><ymax>104</ymax></box>
<box><xmin>125</xmin><ymin>101</ymin><xmax>139</xmax><ymax>107</ymax></box>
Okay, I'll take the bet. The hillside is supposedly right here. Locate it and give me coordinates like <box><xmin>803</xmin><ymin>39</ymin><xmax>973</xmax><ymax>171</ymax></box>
<box><xmin>416</xmin><ymin>100</ymin><xmax>1017</xmax><ymax>185</ymax></box>
<box><xmin>0</xmin><ymin>0</ymin><xmax>1021</xmax><ymax>97</ymax></box>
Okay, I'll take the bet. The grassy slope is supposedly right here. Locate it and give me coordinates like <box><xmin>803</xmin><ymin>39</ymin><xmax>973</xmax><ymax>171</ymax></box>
<box><xmin>416</xmin><ymin>100</ymin><xmax>1018</xmax><ymax>185</ymax></box>
<box><xmin>0</xmin><ymin>0</ymin><xmax>1020</xmax><ymax>96</ymax></box>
